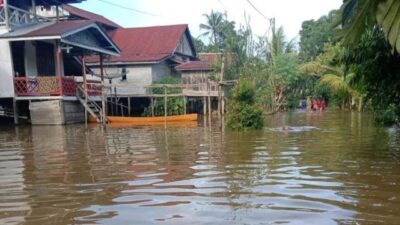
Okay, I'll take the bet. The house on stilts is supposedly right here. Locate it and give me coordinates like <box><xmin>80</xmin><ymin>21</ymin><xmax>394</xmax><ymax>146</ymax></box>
<box><xmin>0</xmin><ymin>0</ymin><xmax>120</xmax><ymax>125</ymax></box>
<box><xmin>0</xmin><ymin>1</ymin><xmax>222</xmax><ymax>124</ymax></box>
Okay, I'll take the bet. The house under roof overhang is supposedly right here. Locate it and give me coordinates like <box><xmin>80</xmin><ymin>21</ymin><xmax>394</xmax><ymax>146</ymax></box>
<box><xmin>0</xmin><ymin>20</ymin><xmax>120</xmax><ymax>56</ymax></box>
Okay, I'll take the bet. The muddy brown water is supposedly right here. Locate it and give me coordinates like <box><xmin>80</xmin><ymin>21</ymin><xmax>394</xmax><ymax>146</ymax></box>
<box><xmin>1</xmin><ymin>111</ymin><xmax>400</xmax><ymax>225</ymax></box>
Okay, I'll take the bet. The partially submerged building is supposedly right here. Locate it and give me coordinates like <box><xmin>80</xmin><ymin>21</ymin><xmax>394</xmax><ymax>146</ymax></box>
<box><xmin>0</xmin><ymin>1</ymin><xmax>219</xmax><ymax>124</ymax></box>
<box><xmin>0</xmin><ymin>0</ymin><xmax>120</xmax><ymax>124</ymax></box>
<box><xmin>87</xmin><ymin>24</ymin><xmax>197</xmax><ymax>95</ymax></box>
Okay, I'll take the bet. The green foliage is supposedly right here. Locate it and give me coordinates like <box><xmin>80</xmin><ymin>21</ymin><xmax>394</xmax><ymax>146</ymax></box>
<box><xmin>299</xmin><ymin>10</ymin><xmax>339</xmax><ymax>61</ymax></box>
<box><xmin>339</xmin><ymin>0</ymin><xmax>400</xmax><ymax>53</ymax></box>
<box><xmin>374</xmin><ymin>104</ymin><xmax>399</xmax><ymax>126</ymax></box>
<box><xmin>143</xmin><ymin>76</ymin><xmax>184</xmax><ymax>116</ymax></box>
<box><xmin>226</xmin><ymin>80</ymin><xmax>264</xmax><ymax>130</ymax></box>
<box><xmin>347</xmin><ymin>27</ymin><xmax>400</xmax><ymax>125</ymax></box>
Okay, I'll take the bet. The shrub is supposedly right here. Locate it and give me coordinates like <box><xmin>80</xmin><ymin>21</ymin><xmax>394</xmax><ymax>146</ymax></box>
<box><xmin>226</xmin><ymin>80</ymin><xmax>264</xmax><ymax>130</ymax></box>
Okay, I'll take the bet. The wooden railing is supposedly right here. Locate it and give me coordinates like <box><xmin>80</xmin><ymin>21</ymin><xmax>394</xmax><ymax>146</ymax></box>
<box><xmin>0</xmin><ymin>5</ymin><xmax>51</xmax><ymax>28</ymax></box>
<box><xmin>14</xmin><ymin>76</ymin><xmax>101</xmax><ymax>97</ymax></box>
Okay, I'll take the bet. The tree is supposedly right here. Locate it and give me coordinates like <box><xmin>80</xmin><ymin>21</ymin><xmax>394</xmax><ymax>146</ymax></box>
<box><xmin>300</xmin><ymin>43</ymin><xmax>362</xmax><ymax>109</ymax></box>
<box><xmin>200</xmin><ymin>10</ymin><xmax>225</xmax><ymax>48</ymax></box>
<box><xmin>299</xmin><ymin>10</ymin><xmax>338</xmax><ymax>61</ymax></box>
<box><xmin>347</xmin><ymin>27</ymin><xmax>400</xmax><ymax>124</ymax></box>
<box><xmin>339</xmin><ymin>0</ymin><xmax>400</xmax><ymax>52</ymax></box>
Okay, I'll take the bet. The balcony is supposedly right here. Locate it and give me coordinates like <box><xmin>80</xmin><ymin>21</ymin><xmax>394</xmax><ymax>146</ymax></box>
<box><xmin>14</xmin><ymin>76</ymin><xmax>101</xmax><ymax>97</ymax></box>
<box><xmin>0</xmin><ymin>5</ymin><xmax>51</xmax><ymax>29</ymax></box>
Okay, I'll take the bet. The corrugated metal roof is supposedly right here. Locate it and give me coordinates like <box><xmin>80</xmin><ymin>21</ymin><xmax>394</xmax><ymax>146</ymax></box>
<box><xmin>20</xmin><ymin>20</ymin><xmax>94</xmax><ymax>37</ymax></box>
<box><xmin>199</xmin><ymin>53</ymin><xmax>222</xmax><ymax>64</ymax></box>
<box><xmin>87</xmin><ymin>24</ymin><xmax>191</xmax><ymax>63</ymax></box>
<box><xmin>175</xmin><ymin>61</ymin><xmax>211</xmax><ymax>71</ymax></box>
<box><xmin>63</xmin><ymin>4</ymin><xmax>121</xmax><ymax>29</ymax></box>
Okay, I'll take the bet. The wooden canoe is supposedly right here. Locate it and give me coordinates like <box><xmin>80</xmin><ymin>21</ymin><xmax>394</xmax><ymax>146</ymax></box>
<box><xmin>105</xmin><ymin>114</ymin><xmax>198</xmax><ymax>124</ymax></box>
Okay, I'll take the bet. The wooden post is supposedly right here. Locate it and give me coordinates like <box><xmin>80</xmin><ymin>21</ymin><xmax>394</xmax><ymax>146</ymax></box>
<box><xmin>56</xmin><ymin>5</ymin><xmax>59</xmax><ymax>21</ymax></box>
<box><xmin>164</xmin><ymin>86</ymin><xmax>167</xmax><ymax>126</ymax></box>
<box><xmin>4</xmin><ymin>0</ymin><xmax>10</xmax><ymax>31</ymax></box>
<box><xmin>183</xmin><ymin>96</ymin><xmax>187</xmax><ymax>114</ymax></box>
<box><xmin>81</xmin><ymin>55</ymin><xmax>88</xmax><ymax>126</ymax></box>
<box><xmin>31</xmin><ymin>0</ymin><xmax>37</xmax><ymax>19</ymax></box>
<box><xmin>207</xmin><ymin>81</ymin><xmax>211</xmax><ymax>119</ymax></box>
<box><xmin>121</xmin><ymin>101</ymin><xmax>124</xmax><ymax>116</ymax></box>
<box><xmin>114</xmin><ymin>87</ymin><xmax>117</xmax><ymax>116</ymax></box>
<box><xmin>100</xmin><ymin>54</ymin><xmax>106</xmax><ymax>125</ymax></box>
<box><xmin>218</xmin><ymin>55</ymin><xmax>225</xmax><ymax>129</ymax></box>
<box><xmin>203</xmin><ymin>96</ymin><xmax>207</xmax><ymax>115</ymax></box>
<box><xmin>151</xmin><ymin>97</ymin><xmax>155</xmax><ymax>117</ymax></box>
<box><xmin>128</xmin><ymin>97</ymin><xmax>131</xmax><ymax>116</ymax></box>
<box><xmin>56</xmin><ymin>42</ymin><xmax>64</xmax><ymax>96</ymax></box>
<box><xmin>13</xmin><ymin>99</ymin><xmax>18</xmax><ymax>125</ymax></box>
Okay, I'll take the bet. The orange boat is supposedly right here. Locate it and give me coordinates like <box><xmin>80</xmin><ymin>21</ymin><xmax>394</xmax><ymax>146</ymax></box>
<box><xmin>90</xmin><ymin>114</ymin><xmax>198</xmax><ymax>125</ymax></box>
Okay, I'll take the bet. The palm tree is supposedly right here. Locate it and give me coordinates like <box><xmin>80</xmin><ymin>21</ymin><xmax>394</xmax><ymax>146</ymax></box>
<box><xmin>339</xmin><ymin>0</ymin><xmax>400</xmax><ymax>52</ymax></box>
<box><xmin>200</xmin><ymin>10</ymin><xmax>225</xmax><ymax>46</ymax></box>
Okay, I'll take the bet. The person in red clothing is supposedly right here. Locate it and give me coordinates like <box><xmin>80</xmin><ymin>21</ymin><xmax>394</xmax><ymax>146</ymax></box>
<box><xmin>312</xmin><ymin>99</ymin><xmax>318</xmax><ymax>111</ymax></box>
<box><xmin>321</xmin><ymin>99</ymin><xmax>326</xmax><ymax>111</ymax></box>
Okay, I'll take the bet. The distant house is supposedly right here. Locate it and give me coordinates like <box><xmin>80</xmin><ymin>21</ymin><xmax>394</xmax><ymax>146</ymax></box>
<box><xmin>86</xmin><ymin>24</ymin><xmax>197</xmax><ymax>95</ymax></box>
<box><xmin>176</xmin><ymin>53</ymin><xmax>223</xmax><ymax>97</ymax></box>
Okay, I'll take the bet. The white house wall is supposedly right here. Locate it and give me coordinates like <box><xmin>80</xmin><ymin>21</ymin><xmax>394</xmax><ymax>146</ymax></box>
<box><xmin>0</xmin><ymin>39</ymin><xmax>15</xmax><ymax>98</ymax></box>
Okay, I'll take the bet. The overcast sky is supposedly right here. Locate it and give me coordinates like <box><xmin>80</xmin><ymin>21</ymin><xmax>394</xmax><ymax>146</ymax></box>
<box><xmin>76</xmin><ymin>0</ymin><xmax>342</xmax><ymax>41</ymax></box>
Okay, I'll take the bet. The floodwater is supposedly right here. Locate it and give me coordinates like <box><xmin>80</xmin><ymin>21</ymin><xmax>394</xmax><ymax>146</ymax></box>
<box><xmin>1</xmin><ymin>111</ymin><xmax>400</xmax><ymax>225</ymax></box>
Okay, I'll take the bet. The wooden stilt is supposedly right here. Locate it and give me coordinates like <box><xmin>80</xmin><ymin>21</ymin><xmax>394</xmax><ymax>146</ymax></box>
<box><xmin>128</xmin><ymin>97</ymin><xmax>131</xmax><ymax>116</ymax></box>
<box><xmin>100</xmin><ymin>54</ymin><xmax>106</xmax><ymax>125</ymax></box>
<box><xmin>81</xmin><ymin>55</ymin><xmax>88</xmax><ymax>127</ymax></box>
<box><xmin>13</xmin><ymin>99</ymin><xmax>18</xmax><ymax>125</ymax></box>
<box><xmin>183</xmin><ymin>96</ymin><xmax>187</xmax><ymax>115</ymax></box>
<box><xmin>114</xmin><ymin>87</ymin><xmax>117</xmax><ymax>116</ymax></box>
<box><xmin>56</xmin><ymin>41</ymin><xmax>63</xmax><ymax>96</ymax></box>
<box><xmin>203</xmin><ymin>96</ymin><xmax>207</xmax><ymax>115</ymax></box>
<box><xmin>207</xmin><ymin>81</ymin><xmax>211</xmax><ymax>119</ymax></box>
<box><xmin>121</xmin><ymin>100</ymin><xmax>124</xmax><ymax>117</ymax></box>
<box><xmin>164</xmin><ymin>86</ymin><xmax>167</xmax><ymax>127</ymax></box>
<box><xmin>151</xmin><ymin>97</ymin><xmax>155</xmax><ymax>117</ymax></box>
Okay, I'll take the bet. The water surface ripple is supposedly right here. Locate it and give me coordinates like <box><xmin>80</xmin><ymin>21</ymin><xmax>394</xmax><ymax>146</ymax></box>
<box><xmin>1</xmin><ymin>111</ymin><xmax>400</xmax><ymax>224</ymax></box>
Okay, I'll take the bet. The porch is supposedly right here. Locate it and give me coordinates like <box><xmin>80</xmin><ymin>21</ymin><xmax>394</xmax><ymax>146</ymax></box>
<box><xmin>13</xmin><ymin>76</ymin><xmax>101</xmax><ymax>97</ymax></box>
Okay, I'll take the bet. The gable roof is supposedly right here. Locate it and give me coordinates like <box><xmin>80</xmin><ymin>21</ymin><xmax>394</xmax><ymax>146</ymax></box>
<box><xmin>63</xmin><ymin>4</ymin><xmax>121</xmax><ymax>29</ymax></box>
<box><xmin>0</xmin><ymin>20</ymin><xmax>120</xmax><ymax>56</ymax></box>
<box><xmin>88</xmin><ymin>24</ymin><xmax>196</xmax><ymax>64</ymax></box>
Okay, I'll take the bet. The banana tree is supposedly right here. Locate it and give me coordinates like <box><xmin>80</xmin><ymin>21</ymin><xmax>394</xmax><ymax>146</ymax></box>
<box><xmin>340</xmin><ymin>0</ymin><xmax>400</xmax><ymax>52</ymax></box>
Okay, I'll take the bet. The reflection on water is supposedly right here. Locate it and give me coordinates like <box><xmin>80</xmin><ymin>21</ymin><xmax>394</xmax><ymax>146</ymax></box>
<box><xmin>1</xmin><ymin>111</ymin><xmax>400</xmax><ymax>224</ymax></box>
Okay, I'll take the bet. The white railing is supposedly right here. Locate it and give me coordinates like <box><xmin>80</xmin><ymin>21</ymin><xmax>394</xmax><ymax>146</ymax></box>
<box><xmin>0</xmin><ymin>5</ymin><xmax>51</xmax><ymax>28</ymax></box>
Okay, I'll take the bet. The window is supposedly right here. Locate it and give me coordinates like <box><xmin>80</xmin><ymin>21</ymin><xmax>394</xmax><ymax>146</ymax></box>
<box><xmin>120</xmin><ymin>67</ymin><xmax>127</xmax><ymax>81</ymax></box>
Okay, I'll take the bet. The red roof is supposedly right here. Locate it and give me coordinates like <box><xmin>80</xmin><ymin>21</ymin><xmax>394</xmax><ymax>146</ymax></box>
<box><xmin>19</xmin><ymin>20</ymin><xmax>95</xmax><ymax>37</ymax></box>
<box><xmin>175</xmin><ymin>61</ymin><xmax>211</xmax><ymax>71</ymax></box>
<box><xmin>92</xmin><ymin>24</ymin><xmax>191</xmax><ymax>63</ymax></box>
<box><xmin>63</xmin><ymin>4</ymin><xmax>121</xmax><ymax>29</ymax></box>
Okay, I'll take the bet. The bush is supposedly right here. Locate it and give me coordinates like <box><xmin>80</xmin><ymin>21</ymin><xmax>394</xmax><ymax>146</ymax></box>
<box><xmin>374</xmin><ymin>104</ymin><xmax>399</xmax><ymax>126</ymax></box>
<box><xmin>143</xmin><ymin>76</ymin><xmax>184</xmax><ymax>116</ymax></box>
<box><xmin>226</xmin><ymin>80</ymin><xmax>264</xmax><ymax>130</ymax></box>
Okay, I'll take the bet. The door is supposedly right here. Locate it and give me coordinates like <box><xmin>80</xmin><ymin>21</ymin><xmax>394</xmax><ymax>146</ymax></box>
<box><xmin>36</xmin><ymin>41</ymin><xmax>56</xmax><ymax>76</ymax></box>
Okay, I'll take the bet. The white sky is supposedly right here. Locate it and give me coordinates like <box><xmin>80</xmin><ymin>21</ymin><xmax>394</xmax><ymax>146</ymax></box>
<box><xmin>78</xmin><ymin>0</ymin><xmax>342</xmax><ymax>41</ymax></box>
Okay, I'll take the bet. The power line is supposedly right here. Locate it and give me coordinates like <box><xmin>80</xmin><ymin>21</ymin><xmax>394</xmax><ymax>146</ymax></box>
<box><xmin>96</xmin><ymin>0</ymin><xmax>162</xmax><ymax>17</ymax></box>
<box><xmin>245</xmin><ymin>0</ymin><xmax>269</xmax><ymax>22</ymax></box>
<box><xmin>217</xmin><ymin>0</ymin><xmax>227</xmax><ymax>10</ymax></box>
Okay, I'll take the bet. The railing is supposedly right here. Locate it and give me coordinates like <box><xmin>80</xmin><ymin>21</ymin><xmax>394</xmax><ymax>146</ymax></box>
<box><xmin>0</xmin><ymin>5</ymin><xmax>51</xmax><ymax>28</ymax></box>
<box><xmin>14</xmin><ymin>76</ymin><xmax>101</xmax><ymax>97</ymax></box>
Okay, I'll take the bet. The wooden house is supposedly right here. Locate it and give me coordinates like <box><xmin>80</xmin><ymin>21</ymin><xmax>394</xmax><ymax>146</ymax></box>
<box><xmin>0</xmin><ymin>0</ymin><xmax>120</xmax><ymax>124</ymax></box>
